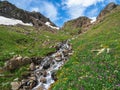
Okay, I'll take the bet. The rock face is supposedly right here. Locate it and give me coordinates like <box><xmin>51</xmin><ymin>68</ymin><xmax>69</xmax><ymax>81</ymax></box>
<box><xmin>97</xmin><ymin>2</ymin><xmax>118</xmax><ymax>20</ymax></box>
<box><xmin>0</xmin><ymin>1</ymin><xmax>56</xmax><ymax>28</ymax></box>
<box><xmin>62</xmin><ymin>16</ymin><xmax>91</xmax><ymax>34</ymax></box>
<box><xmin>64</xmin><ymin>17</ymin><xmax>91</xmax><ymax>28</ymax></box>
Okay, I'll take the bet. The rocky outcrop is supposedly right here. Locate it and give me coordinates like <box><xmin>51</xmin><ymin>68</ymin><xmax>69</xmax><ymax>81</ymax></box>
<box><xmin>97</xmin><ymin>2</ymin><xmax>118</xmax><ymax>20</ymax></box>
<box><xmin>4</xmin><ymin>55</ymin><xmax>31</xmax><ymax>71</ymax></box>
<box><xmin>63</xmin><ymin>16</ymin><xmax>91</xmax><ymax>28</ymax></box>
<box><xmin>0</xmin><ymin>1</ymin><xmax>56</xmax><ymax>28</ymax></box>
<box><xmin>3</xmin><ymin>55</ymin><xmax>44</xmax><ymax>71</ymax></box>
<box><xmin>62</xmin><ymin>16</ymin><xmax>91</xmax><ymax>34</ymax></box>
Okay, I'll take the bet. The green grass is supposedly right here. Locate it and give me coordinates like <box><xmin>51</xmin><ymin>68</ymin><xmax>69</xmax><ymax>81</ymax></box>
<box><xmin>0</xmin><ymin>25</ymin><xmax>71</xmax><ymax>89</ymax></box>
<box><xmin>0</xmin><ymin>25</ymin><xmax>70</xmax><ymax>65</ymax></box>
<box><xmin>52</xmin><ymin>6</ymin><xmax>120</xmax><ymax>90</ymax></box>
<box><xmin>0</xmin><ymin>5</ymin><xmax>120</xmax><ymax>90</ymax></box>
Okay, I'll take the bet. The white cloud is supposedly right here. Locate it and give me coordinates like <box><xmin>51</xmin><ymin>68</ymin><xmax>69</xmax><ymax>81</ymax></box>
<box><xmin>63</xmin><ymin>0</ymin><xmax>104</xmax><ymax>7</ymax></box>
<box><xmin>31</xmin><ymin>7</ymin><xmax>39</xmax><ymax>12</ymax></box>
<box><xmin>67</xmin><ymin>6</ymin><xmax>85</xmax><ymax>19</ymax></box>
<box><xmin>62</xmin><ymin>0</ymin><xmax>104</xmax><ymax>19</ymax></box>
<box><xmin>30</xmin><ymin>1</ymin><xmax>59</xmax><ymax>22</ymax></box>
<box><xmin>39</xmin><ymin>1</ymin><xmax>58</xmax><ymax>21</ymax></box>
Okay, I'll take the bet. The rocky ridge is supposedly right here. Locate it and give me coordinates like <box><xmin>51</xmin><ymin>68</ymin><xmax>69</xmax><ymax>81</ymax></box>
<box><xmin>0</xmin><ymin>1</ymin><xmax>58</xmax><ymax>30</ymax></box>
<box><xmin>97</xmin><ymin>2</ymin><xmax>118</xmax><ymax>20</ymax></box>
<box><xmin>62</xmin><ymin>16</ymin><xmax>91</xmax><ymax>34</ymax></box>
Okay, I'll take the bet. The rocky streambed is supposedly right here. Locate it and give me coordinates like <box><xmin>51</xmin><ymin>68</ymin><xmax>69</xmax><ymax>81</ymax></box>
<box><xmin>11</xmin><ymin>40</ymin><xmax>73</xmax><ymax>90</ymax></box>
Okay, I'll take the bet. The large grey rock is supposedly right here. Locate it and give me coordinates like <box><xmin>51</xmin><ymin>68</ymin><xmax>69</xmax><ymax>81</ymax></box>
<box><xmin>11</xmin><ymin>82</ymin><xmax>21</xmax><ymax>90</ymax></box>
<box><xmin>40</xmin><ymin>77</ymin><xmax>46</xmax><ymax>83</ymax></box>
<box><xmin>4</xmin><ymin>55</ymin><xmax>31</xmax><ymax>71</ymax></box>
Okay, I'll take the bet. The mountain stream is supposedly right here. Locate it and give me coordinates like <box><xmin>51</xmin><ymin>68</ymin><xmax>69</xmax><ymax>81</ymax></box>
<box><xmin>33</xmin><ymin>40</ymin><xmax>73</xmax><ymax>90</ymax></box>
<box><xmin>17</xmin><ymin>40</ymin><xmax>73</xmax><ymax>90</ymax></box>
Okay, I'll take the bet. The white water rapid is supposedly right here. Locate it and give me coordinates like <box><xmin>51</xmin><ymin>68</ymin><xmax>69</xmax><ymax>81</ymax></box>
<box><xmin>32</xmin><ymin>40</ymin><xmax>72</xmax><ymax>90</ymax></box>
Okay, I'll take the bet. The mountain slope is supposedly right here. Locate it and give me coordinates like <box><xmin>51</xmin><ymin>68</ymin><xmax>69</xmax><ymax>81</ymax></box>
<box><xmin>62</xmin><ymin>16</ymin><xmax>91</xmax><ymax>35</ymax></box>
<box><xmin>0</xmin><ymin>2</ymin><xmax>120</xmax><ymax>90</ymax></box>
<box><xmin>0</xmin><ymin>25</ymin><xmax>70</xmax><ymax>89</ymax></box>
<box><xmin>0</xmin><ymin>1</ymin><xmax>58</xmax><ymax>29</ymax></box>
<box><xmin>52</xmin><ymin>4</ymin><xmax>120</xmax><ymax>90</ymax></box>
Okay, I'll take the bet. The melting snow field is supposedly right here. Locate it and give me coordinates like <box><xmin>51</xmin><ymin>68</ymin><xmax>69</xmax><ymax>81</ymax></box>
<box><xmin>0</xmin><ymin>16</ymin><xmax>33</xmax><ymax>26</ymax></box>
<box><xmin>45</xmin><ymin>22</ymin><xmax>59</xmax><ymax>30</ymax></box>
<box><xmin>90</xmin><ymin>17</ymin><xmax>96</xmax><ymax>23</ymax></box>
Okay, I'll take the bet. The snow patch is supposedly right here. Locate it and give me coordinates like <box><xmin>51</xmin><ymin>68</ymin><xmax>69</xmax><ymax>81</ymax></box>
<box><xmin>90</xmin><ymin>17</ymin><xmax>96</xmax><ymax>23</ymax></box>
<box><xmin>45</xmin><ymin>22</ymin><xmax>59</xmax><ymax>30</ymax></box>
<box><xmin>0</xmin><ymin>16</ymin><xmax>33</xmax><ymax>26</ymax></box>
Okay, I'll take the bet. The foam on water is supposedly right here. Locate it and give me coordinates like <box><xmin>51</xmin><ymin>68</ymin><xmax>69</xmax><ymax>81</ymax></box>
<box><xmin>32</xmin><ymin>41</ymin><xmax>72</xmax><ymax>90</ymax></box>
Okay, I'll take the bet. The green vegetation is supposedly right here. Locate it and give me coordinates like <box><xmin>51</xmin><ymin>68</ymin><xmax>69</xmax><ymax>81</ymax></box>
<box><xmin>62</xmin><ymin>21</ymin><xmax>81</xmax><ymax>35</ymax></box>
<box><xmin>52</xmin><ymin>7</ymin><xmax>120</xmax><ymax>90</ymax></box>
<box><xmin>0</xmin><ymin>25</ymin><xmax>70</xmax><ymax>65</ymax></box>
<box><xmin>0</xmin><ymin>25</ymin><xmax>70</xmax><ymax>89</ymax></box>
<box><xmin>0</xmin><ymin>4</ymin><xmax>120</xmax><ymax>90</ymax></box>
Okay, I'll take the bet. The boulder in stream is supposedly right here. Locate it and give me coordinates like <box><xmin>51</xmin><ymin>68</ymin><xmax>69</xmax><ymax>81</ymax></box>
<box><xmin>51</xmin><ymin>70</ymin><xmax>57</xmax><ymax>81</ymax></box>
<box><xmin>40</xmin><ymin>77</ymin><xmax>47</xmax><ymax>83</ymax></box>
<box><xmin>18</xmin><ymin>79</ymin><xmax>38</xmax><ymax>89</ymax></box>
<box><xmin>42</xmin><ymin>58</ymin><xmax>54</xmax><ymax>69</ymax></box>
<box><xmin>29</xmin><ymin>62</ymin><xmax>35</xmax><ymax>71</ymax></box>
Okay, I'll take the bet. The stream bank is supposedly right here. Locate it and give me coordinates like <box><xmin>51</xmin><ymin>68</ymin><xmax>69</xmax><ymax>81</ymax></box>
<box><xmin>11</xmin><ymin>40</ymin><xmax>73</xmax><ymax>90</ymax></box>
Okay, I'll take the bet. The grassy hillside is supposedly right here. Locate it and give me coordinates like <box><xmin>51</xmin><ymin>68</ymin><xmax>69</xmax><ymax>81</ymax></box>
<box><xmin>0</xmin><ymin>25</ymin><xmax>70</xmax><ymax>89</ymax></box>
<box><xmin>0</xmin><ymin>4</ymin><xmax>120</xmax><ymax>90</ymax></box>
<box><xmin>52</xmin><ymin>6</ymin><xmax>120</xmax><ymax>90</ymax></box>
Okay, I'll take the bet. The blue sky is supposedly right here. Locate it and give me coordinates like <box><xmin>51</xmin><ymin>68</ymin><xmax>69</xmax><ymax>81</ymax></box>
<box><xmin>7</xmin><ymin>0</ymin><xmax>120</xmax><ymax>27</ymax></box>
